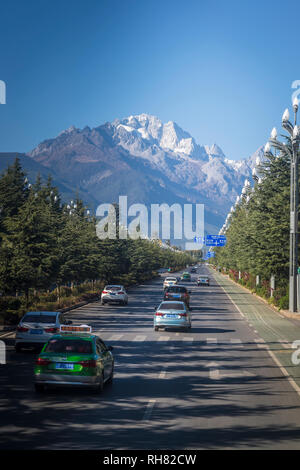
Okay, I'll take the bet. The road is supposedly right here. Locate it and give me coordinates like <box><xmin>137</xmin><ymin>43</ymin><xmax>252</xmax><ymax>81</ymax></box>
<box><xmin>1</xmin><ymin>266</ymin><xmax>300</xmax><ymax>449</ymax></box>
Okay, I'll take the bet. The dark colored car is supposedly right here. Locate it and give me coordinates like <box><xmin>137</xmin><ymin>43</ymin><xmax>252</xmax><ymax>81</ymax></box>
<box><xmin>190</xmin><ymin>267</ymin><xmax>197</xmax><ymax>273</ymax></box>
<box><xmin>164</xmin><ymin>285</ymin><xmax>191</xmax><ymax>307</ymax></box>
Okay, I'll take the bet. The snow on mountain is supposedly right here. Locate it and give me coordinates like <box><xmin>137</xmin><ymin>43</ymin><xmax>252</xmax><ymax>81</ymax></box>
<box><xmin>27</xmin><ymin>113</ymin><xmax>264</xmax><ymax>235</ymax></box>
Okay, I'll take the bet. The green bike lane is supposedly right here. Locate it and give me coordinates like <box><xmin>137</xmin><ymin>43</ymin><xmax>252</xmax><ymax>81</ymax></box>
<box><xmin>211</xmin><ymin>268</ymin><xmax>300</xmax><ymax>393</ymax></box>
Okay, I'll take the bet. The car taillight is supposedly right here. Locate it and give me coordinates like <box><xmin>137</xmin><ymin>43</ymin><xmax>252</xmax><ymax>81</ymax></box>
<box><xmin>165</xmin><ymin>293</ymin><xmax>169</xmax><ymax>297</ymax></box>
<box><xmin>78</xmin><ymin>360</ymin><xmax>97</xmax><ymax>368</ymax></box>
<box><xmin>17</xmin><ymin>326</ymin><xmax>29</xmax><ymax>332</ymax></box>
<box><xmin>35</xmin><ymin>357</ymin><xmax>51</xmax><ymax>366</ymax></box>
<box><xmin>117</xmin><ymin>291</ymin><xmax>124</xmax><ymax>294</ymax></box>
<box><xmin>184</xmin><ymin>292</ymin><xmax>188</xmax><ymax>297</ymax></box>
<box><xmin>102</xmin><ymin>290</ymin><xmax>108</xmax><ymax>294</ymax></box>
<box><xmin>44</xmin><ymin>327</ymin><xmax>58</xmax><ymax>333</ymax></box>
<box><xmin>179</xmin><ymin>313</ymin><xmax>187</xmax><ymax>317</ymax></box>
<box><xmin>156</xmin><ymin>312</ymin><xmax>164</xmax><ymax>316</ymax></box>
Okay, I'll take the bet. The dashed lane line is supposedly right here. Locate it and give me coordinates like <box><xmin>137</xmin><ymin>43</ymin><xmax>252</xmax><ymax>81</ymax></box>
<box><xmin>133</xmin><ymin>335</ymin><xmax>147</xmax><ymax>342</ymax></box>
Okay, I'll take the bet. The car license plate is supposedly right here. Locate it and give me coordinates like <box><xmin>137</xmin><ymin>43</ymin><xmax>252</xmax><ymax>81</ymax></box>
<box><xmin>55</xmin><ymin>363</ymin><xmax>74</xmax><ymax>370</ymax></box>
<box><xmin>172</xmin><ymin>294</ymin><xmax>180</xmax><ymax>298</ymax></box>
<box><xmin>165</xmin><ymin>314</ymin><xmax>176</xmax><ymax>318</ymax></box>
<box><xmin>110</xmin><ymin>293</ymin><xmax>116</xmax><ymax>296</ymax></box>
<box><xmin>30</xmin><ymin>329</ymin><xmax>43</xmax><ymax>335</ymax></box>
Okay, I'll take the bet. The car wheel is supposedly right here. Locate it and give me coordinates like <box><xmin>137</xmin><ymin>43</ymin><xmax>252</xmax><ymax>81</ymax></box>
<box><xmin>97</xmin><ymin>373</ymin><xmax>104</xmax><ymax>393</ymax></box>
<box><xmin>34</xmin><ymin>383</ymin><xmax>45</xmax><ymax>393</ymax></box>
<box><xmin>154</xmin><ymin>326</ymin><xmax>159</xmax><ymax>331</ymax></box>
<box><xmin>107</xmin><ymin>364</ymin><xmax>114</xmax><ymax>383</ymax></box>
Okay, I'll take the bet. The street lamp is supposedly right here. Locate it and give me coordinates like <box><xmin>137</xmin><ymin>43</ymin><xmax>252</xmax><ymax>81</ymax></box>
<box><xmin>269</xmin><ymin>98</ymin><xmax>300</xmax><ymax>312</ymax></box>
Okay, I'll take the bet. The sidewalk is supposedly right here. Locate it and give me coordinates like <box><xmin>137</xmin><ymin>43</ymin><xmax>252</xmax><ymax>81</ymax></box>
<box><xmin>211</xmin><ymin>268</ymin><xmax>300</xmax><ymax>389</ymax></box>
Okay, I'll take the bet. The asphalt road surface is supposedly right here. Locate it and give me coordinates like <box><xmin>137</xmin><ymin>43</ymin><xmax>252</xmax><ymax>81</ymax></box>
<box><xmin>1</xmin><ymin>266</ymin><xmax>300</xmax><ymax>449</ymax></box>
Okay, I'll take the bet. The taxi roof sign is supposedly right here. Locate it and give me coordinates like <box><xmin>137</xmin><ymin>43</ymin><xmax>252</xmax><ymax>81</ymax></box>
<box><xmin>59</xmin><ymin>324</ymin><xmax>92</xmax><ymax>334</ymax></box>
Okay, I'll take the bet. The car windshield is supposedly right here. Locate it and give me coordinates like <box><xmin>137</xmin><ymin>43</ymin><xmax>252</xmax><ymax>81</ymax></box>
<box><xmin>183</xmin><ymin>274</ymin><xmax>190</xmax><ymax>277</ymax></box>
<box><xmin>159</xmin><ymin>302</ymin><xmax>185</xmax><ymax>311</ymax></box>
<box><xmin>199</xmin><ymin>277</ymin><xmax>208</xmax><ymax>280</ymax></box>
<box><xmin>22</xmin><ymin>314</ymin><xmax>57</xmax><ymax>324</ymax></box>
<box><xmin>44</xmin><ymin>338</ymin><xmax>93</xmax><ymax>354</ymax></box>
<box><xmin>167</xmin><ymin>286</ymin><xmax>186</xmax><ymax>293</ymax></box>
<box><xmin>105</xmin><ymin>286</ymin><xmax>122</xmax><ymax>291</ymax></box>
<box><xmin>166</xmin><ymin>278</ymin><xmax>176</xmax><ymax>281</ymax></box>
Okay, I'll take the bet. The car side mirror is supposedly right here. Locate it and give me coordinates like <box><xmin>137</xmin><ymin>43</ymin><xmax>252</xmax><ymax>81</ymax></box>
<box><xmin>107</xmin><ymin>345</ymin><xmax>114</xmax><ymax>351</ymax></box>
<box><xmin>66</xmin><ymin>320</ymin><xmax>72</xmax><ymax>325</ymax></box>
<box><xmin>189</xmin><ymin>307</ymin><xmax>193</xmax><ymax>311</ymax></box>
<box><xmin>189</xmin><ymin>291</ymin><xmax>192</xmax><ymax>294</ymax></box>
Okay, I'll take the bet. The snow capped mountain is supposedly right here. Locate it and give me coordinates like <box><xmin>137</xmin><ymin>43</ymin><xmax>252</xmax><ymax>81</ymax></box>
<box><xmin>27</xmin><ymin>113</ymin><xmax>261</xmax><ymax>236</ymax></box>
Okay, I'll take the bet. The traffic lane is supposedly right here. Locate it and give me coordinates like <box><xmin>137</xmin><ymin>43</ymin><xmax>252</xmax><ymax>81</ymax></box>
<box><xmin>2</xmin><ymin>269</ymin><xmax>300</xmax><ymax>450</ymax></box>
<box><xmin>0</xmin><ymin>274</ymin><xmax>177</xmax><ymax>449</ymax></box>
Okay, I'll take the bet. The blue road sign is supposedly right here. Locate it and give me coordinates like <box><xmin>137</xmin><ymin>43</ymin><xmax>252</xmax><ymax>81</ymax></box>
<box><xmin>204</xmin><ymin>235</ymin><xmax>227</xmax><ymax>247</ymax></box>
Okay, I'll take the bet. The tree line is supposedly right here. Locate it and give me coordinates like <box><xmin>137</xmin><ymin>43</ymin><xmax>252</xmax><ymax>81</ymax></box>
<box><xmin>212</xmin><ymin>146</ymin><xmax>294</xmax><ymax>309</ymax></box>
<box><xmin>0</xmin><ymin>159</ymin><xmax>195</xmax><ymax>312</ymax></box>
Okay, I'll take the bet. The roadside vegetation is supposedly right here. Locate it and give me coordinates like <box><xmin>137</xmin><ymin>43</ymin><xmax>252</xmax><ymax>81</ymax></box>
<box><xmin>0</xmin><ymin>159</ymin><xmax>195</xmax><ymax>324</ymax></box>
<box><xmin>212</xmin><ymin>147</ymin><xmax>293</xmax><ymax>310</ymax></box>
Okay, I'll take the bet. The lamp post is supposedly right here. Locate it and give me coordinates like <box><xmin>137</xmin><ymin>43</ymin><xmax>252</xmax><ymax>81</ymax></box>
<box><xmin>268</xmin><ymin>98</ymin><xmax>300</xmax><ymax>312</ymax></box>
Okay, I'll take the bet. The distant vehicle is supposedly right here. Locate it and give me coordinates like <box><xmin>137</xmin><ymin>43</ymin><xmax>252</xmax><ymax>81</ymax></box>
<box><xmin>154</xmin><ymin>301</ymin><xmax>192</xmax><ymax>332</ymax></box>
<box><xmin>163</xmin><ymin>276</ymin><xmax>178</xmax><ymax>289</ymax></box>
<box><xmin>101</xmin><ymin>285</ymin><xmax>128</xmax><ymax>305</ymax></box>
<box><xmin>197</xmin><ymin>276</ymin><xmax>210</xmax><ymax>286</ymax></box>
<box><xmin>181</xmin><ymin>272</ymin><xmax>191</xmax><ymax>282</ymax></box>
<box><xmin>15</xmin><ymin>311</ymin><xmax>72</xmax><ymax>352</ymax></box>
<box><xmin>164</xmin><ymin>285</ymin><xmax>191</xmax><ymax>307</ymax></box>
<box><xmin>190</xmin><ymin>267</ymin><xmax>197</xmax><ymax>273</ymax></box>
<box><xmin>34</xmin><ymin>324</ymin><xmax>114</xmax><ymax>392</ymax></box>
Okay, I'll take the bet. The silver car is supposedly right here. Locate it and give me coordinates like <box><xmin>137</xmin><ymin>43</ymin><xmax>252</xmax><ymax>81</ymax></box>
<box><xmin>15</xmin><ymin>311</ymin><xmax>72</xmax><ymax>352</ymax></box>
<box><xmin>154</xmin><ymin>301</ymin><xmax>192</xmax><ymax>332</ymax></box>
<box><xmin>101</xmin><ymin>285</ymin><xmax>128</xmax><ymax>305</ymax></box>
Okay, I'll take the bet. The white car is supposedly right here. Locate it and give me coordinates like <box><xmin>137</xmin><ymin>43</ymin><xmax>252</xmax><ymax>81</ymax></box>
<box><xmin>101</xmin><ymin>285</ymin><xmax>128</xmax><ymax>305</ymax></box>
<box><xmin>163</xmin><ymin>276</ymin><xmax>178</xmax><ymax>290</ymax></box>
<box><xmin>15</xmin><ymin>311</ymin><xmax>72</xmax><ymax>352</ymax></box>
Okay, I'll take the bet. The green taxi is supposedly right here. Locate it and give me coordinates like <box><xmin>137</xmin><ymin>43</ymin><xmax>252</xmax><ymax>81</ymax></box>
<box><xmin>180</xmin><ymin>272</ymin><xmax>191</xmax><ymax>282</ymax></box>
<box><xmin>34</xmin><ymin>325</ymin><xmax>114</xmax><ymax>392</ymax></box>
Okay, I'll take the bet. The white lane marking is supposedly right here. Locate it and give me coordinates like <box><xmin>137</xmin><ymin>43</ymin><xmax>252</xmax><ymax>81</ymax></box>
<box><xmin>175</xmin><ymin>333</ymin><xmax>180</xmax><ymax>336</ymax></box>
<box><xmin>0</xmin><ymin>331</ymin><xmax>15</xmax><ymax>339</ymax></box>
<box><xmin>107</xmin><ymin>334</ymin><xmax>123</xmax><ymax>341</ymax></box>
<box><xmin>279</xmin><ymin>340</ymin><xmax>291</xmax><ymax>349</ymax></box>
<box><xmin>183</xmin><ymin>337</ymin><xmax>194</xmax><ymax>342</ymax></box>
<box><xmin>206</xmin><ymin>361</ymin><xmax>254</xmax><ymax>380</ymax></box>
<box><xmin>230</xmin><ymin>339</ymin><xmax>244</xmax><ymax>347</ymax></box>
<box><xmin>158</xmin><ymin>336</ymin><xmax>170</xmax><ymax>342</ymax></box>
<box><xmin>159</xmin><ymin>369</ymin><xmax>167</xmax><ymax>378</ymax></box>
<box><xmin>143</xmin><ymin>399</ymin><xmax>156</xmax><ymax>421</ymax></box>
<box><xmin>133</xmin><ymin>335</ymin><xmax>146</xmax><ymax>342</ymax></box>
<box><xmin>254</xmin><ymin>338</ymin><xmax>266</xmax><ymax>348</ymax></box>
<box><xmin>207</xmin><ymin>338</ymin><xmax>217</xmax><ymax>344</ymax></box>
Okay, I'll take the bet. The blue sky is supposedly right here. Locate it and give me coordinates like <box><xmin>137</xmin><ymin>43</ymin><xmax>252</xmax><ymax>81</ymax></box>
<box><xmin>0</xmin><ymin>0</ymin><xmax>300</xmax><ymax>160</ymax></box>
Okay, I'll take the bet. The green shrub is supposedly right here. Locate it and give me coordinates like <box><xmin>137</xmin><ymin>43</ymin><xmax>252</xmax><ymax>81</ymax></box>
<box><xmin>278</xmin><ymin>295</ymin><xmax>289</xmax><ymax>310</ymax></box>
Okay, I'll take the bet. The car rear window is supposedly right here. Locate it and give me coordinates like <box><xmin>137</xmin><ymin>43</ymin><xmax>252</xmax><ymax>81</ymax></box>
<box><xmin>159</xmin><ymin>302</ymin><xmax>185</xmax><ymax>311</ymax></box>
<box><xmin>23</xmin><ymin>314</ymin><xmax>57</xmax><ymax>323</ymax></box>
<box><xmin>166</xmin><ymin>277</ymin><xmax>177</xmax><ymax>281</ymax></box>
<box><xmin>44</xmin><ymin>338</ymin><xmax>93</xmax><ymax>354</ymax></box>
<box><xmin>167</xmin><ymin>286</ymin><xmax>186</xmax><ymax>293</ymax></box>
<box><xmin>105</xmin><ymin>286</ymin><xmax>121</xmax><ymax>291</ymax></box>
